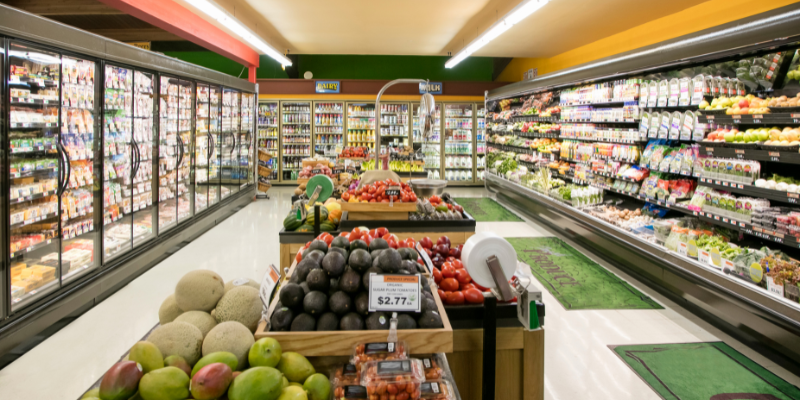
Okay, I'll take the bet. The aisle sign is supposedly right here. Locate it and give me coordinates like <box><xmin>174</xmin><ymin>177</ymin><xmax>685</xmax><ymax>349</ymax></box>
<box><xmin>315</xmin><ymin>81</ymin><xmax>340</xmax><ymax>93</ymax></box>
<box><xmin>368</xmin><ymin>274</ymin><xmax>421</xmax><ymax>312</ymax></box>
<box><xmin>420</xmin><ymin>82</ymin><xmax>442</xmax><ymax>94</ymax></box>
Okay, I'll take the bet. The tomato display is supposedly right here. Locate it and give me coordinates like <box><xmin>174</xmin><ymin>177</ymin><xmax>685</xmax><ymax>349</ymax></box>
<box><xmin>428</xmin><ymin>235</ymin><xmax>486</xmax><ymax>305</ymax></box>
<box><xmin>345</xmin><ymin>179</ymin><xmax>418</xmax><ymax>204</ymax></box>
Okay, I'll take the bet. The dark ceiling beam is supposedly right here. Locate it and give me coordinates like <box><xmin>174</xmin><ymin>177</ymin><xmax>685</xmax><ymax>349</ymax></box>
<box><xmin>2</xmin><ymin>0</ymin><xmax>123</xmax><ymax>15</ymax></box>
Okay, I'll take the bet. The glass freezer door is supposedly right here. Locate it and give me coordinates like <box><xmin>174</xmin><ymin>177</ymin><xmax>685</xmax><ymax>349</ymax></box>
<box><xmin>257</xmin><ymin>101</ymin><xmax>279</xmax><ymax>181</ymax></box>
<box><xmin>476</xmin><ymin>104</ymin><xmax>486</xmax><ymax>182</ymax></box>
<box><xmin>208</xmin><ymin>86</ymin><xmax>221</xmax><ymax>206</ymax></box>
<box><xmin>412</xmin><ymin>103</ymin><xmax>441</xmax><ymax>180</ymax></box>
<box><xmin>177</xmin><ymin>80</ymin><xmax>194</xmax><ymax>223</ymax></box>
<box><xmin>158</xmin><ymin>76</ymin><xmax>193</xmax><ymax>229</ymax></box>
<box><xmin>444</xmin><ymin>104</ymin><xmax>473</xmax><ymax>183</ymax></box>
<box><xmin>239</xmin><ymin>92</ymin><xmax>254</xmax><ymax>188</ymax></box>
<box><xmin>131</xmin><ymin>70</ymin><xmax>155</xmax><ymax>245</ymax></box>
<box><xmin>60</xmin><ymin>55</ymin><xmax>99</xmax><ymax>284</ymax></box>
<box><xmin>194</xmin><ymin>83</ymin><xmax>210</xmax><ymax>213</ymax></box>
<box><xmin>8</xmin><ymin>43</ymin><xmax>62</xmax><ymax>309</ymax></box>
<box><xmin>221</xmin><ymin>88</ymin><xmax>240</xmax><ymax>197</ymax></box>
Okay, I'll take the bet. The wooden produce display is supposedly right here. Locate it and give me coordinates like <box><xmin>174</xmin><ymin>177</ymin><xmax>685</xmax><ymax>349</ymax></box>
<box><xmin>340</xmin><ymin>201</ymin><xmax>418</xmax><ymax>221</ymax></box>
<box><xmin>256</xmin><ymin>259</ymin><xmax>453</xmax><ymax>356</ymax></box>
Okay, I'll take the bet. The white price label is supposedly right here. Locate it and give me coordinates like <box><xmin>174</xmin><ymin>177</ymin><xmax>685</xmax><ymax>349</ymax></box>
<box><xmin>677</xmin><ymin>242</ymin><xmax>688</xmax><ymax>256</ymax></box>
<box><xmin>368</xmin><ymin>274</ymin><xmax>421</xmax><ymax>312</ymax></box>
<box><xmin>260</xmin><ymin>264</ymin><xmax>281</xmax><ymax>320</ymax></box>
<box><xmin>698</xmin><ymin>249</ymin><xmax>711</xmax><ymax>264</ymax></box>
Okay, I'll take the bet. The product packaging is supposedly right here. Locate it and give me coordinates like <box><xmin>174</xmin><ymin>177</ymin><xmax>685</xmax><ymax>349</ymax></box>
<box><xmin>360</xmin><ymin>359</ymin><xmax>425</xmax><ymax>399</ymax></box>
<box><xmin>352</xmin><ymin>341</ymin><xmax>408</xmax><ymax>368</ymax></box>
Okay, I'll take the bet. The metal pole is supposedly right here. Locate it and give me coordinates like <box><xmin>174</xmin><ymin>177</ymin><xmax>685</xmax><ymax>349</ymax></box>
<box><xmin>374</xmin><ymin>79</ymin><xmax>427</xmax><ymax>170</ymax></box>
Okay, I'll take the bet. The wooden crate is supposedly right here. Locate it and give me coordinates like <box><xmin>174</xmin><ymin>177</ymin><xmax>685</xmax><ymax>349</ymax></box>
<box><xmin>340</xmin><ymin>202</ymin><xmax>417</xmax><ymax>221</ymax></box>
<box><xmin>303</xmin><ymin>159</ymin><xmax>331</xmax><ymax>168</ymax></box>
<box><xmin>255</xmin><ymin>260</ymin><xmax>453</xmax><ymax>356</ymax></box>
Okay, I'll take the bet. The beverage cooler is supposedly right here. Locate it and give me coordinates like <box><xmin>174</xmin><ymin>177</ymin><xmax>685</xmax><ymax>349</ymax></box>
<box><xmin>378</xmin><ymin>102</ymin><xmax>410</xmax><ymax>151</ymax></box>
<box><xmin>443</xmin><ymin>104</ymin><xmax>474</xmax><ymax>183</ymax></box>
<box><xmin>313</xmin><ymin>101</ymin><xmax>343</xmax><ymax>161</ymax></box>
<box><xmin>346</xmin><ymin>102</ymin><xmax>375</xmax><ymax>151</ymax></box>
<box><xmin>256</xmin><ymin>101</ymin><xmax>279</xmax><ymax>182</ymax></box>
<box><xmin>280</xmin><ymin>101</ymin><xmax>311</xmax><ymax>182</ymax></box>
<box><xmin>476</xmin><ymin>104</ymin><xmax>486</xmax><ymax>182</ymax></box>
<box><xmin>0</xmin><ymin>4</ymin><xmax>257</xmax><ymax>332</ymax></box>
<box><xmin>412</xmin><ymin>102</ymin><xmax>441</xmax><ymax>180</ymax></box>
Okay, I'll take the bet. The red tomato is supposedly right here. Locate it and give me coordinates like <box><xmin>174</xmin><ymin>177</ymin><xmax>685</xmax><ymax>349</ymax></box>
<box><xmin>455</xmin><ymin>269</ymin><xmax>472</xmax><ymax>284</ymax></box>
<box><xmin>419</xmin><ymin>237</ymin><xmax>433</xmax><ymax>249</ymax></box>
<box><xmin>387</xmin><ymin>239</ymin><xmax>398</xmax><ymax>249</ymax></box>
<box><xmin>342</xmin><ymin>192</ymin><xmax>350</xmax><ymax>201</ymax></box>
<box><xmin>350</xmin><ymin>228</ymin><xmax>363</xmax><ymax>240</ymax></box>
<box><xmin>464</xmin><ymin>288</ymin><xmax>484</xmax><ymax>304</ymax></box>
<box><xmin>368</xmin><ymin>186</ymin><xmax>376</xmax><ymax>194</ymax></box>
<box><xmin>369</xmin><ymin>199</ymin><xmax>376</xmax><ymax>203</ymax></box>
<box><xmin>440</xmin><ymin>277</ymin><xmax>459</xmax><ymax>292</ymax></box>
<box><xmin>368</xmin><ymin>229</ymin><xmax>377</xmax><ymax>238</ymax></box>
<box><xmin>445</xmin><ymin>256</ymin><xmax>456</xmax><ymax>262</ymax></box>
<box><xmin>460</xmin><ymin>283</ymin><xmax>476</xmax><ymax>291</ymax></box>
<box><xmin>295</xmin><ymin>251</ymin><xmax>303</xmax><ymax>262</ymax></box>
<box><xmin>432</xmin><ymin>268</ymin><xmax>442</xmax><ymax>284</ymax></box>
<box><xmin>437</xmin><ymin>289</ymin><xmax>447</xmax><ymax>300</ymax></box>
<box><xmin>473</xmin><ymin>282</ymin><xmax>490</xmax><ymax>292</ymax></box>
<box><xmin>430</xmin><ymin>195</ymin><xmax>441</xmax><ymax>203</ymax></box>
<box><xmin>362</xmin><ymin>234</ymin><xmax>373</xmax><ymax>246</ymax></box>
<box><xmin>375</xmin><ymin>227</ymin><xmax>388</xmax><ymax>238</ymax></box>
<box><xmin>362</xmin><ymin>193</ymin><xmax>372</xmax><ymax>201</ymax></box>
<box><xmin>402</xmin><ymin>238</ymin><xmax>416</xmax><ymax>248</ymax></box>
<box><xmin>338</xmin><ymin>232</ymin><xmax>350</xmax><ymax>239</ymax></box>
<box><xmin>409</xmin><ymin>193</ymin><xmax>418</xmax><ymax>202</ymax></box>
<box><xmin>447</xmin><ymin>291</ymin><xmax>465</xmax><ymax>305</ymax></box>
<box><xmin>380</xmin><ymin>199</ymin><xmax>389</xmax><ymax>203</ymax></box>
<box><xmin>452</xmin><ymin>259</ymin><xmax>464</xmax><ymax>269</ymax></box>
<box><xmin>316</xmin><ymin>233</ymin><xmax>334</xmax><ymax>246</ymax></box>
<box><xmin>441</xmin><ymin>263</ymin><xmax>456</xmax><ymax>278</ymax></box>
<box><xmin>382</xmin><ymin>233</ymin><xmax>399</xmax><ymax>243</ymax></box>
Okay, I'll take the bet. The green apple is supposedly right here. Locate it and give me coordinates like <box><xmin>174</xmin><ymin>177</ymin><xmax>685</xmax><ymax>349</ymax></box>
<box><xmin>757</xmin><ymin>130</ymin><xmax>769</xmax><ymax>141</ymax></box>
<box><xmin>724</xmin><ymin>131</ymin><xmax>735</xmax><ymax>142</ymax></box>
<box><xmin>734</xmin><ymin>132</ymin><xmax>744</xmax><ymax>142</ymax></box>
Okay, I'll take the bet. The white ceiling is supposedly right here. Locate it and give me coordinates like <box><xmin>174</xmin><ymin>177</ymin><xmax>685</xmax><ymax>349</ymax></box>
<box><xmin>180</xmin><ymin>0</ymin><xmax>711</xmax><ymax>59</ymax></box>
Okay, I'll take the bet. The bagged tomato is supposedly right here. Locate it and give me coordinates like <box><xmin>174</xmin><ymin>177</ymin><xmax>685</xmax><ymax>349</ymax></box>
<box><xmin>360</xmin><ymin>359</ymin><xmax>425</xmax><ymax>399</ymax></box>
<box><xmin>332</xmin><ymin>384</ymin><xmax>368</xmax><ymax>400</ymax></box>
<box><xmin>419</xmin><ymin>354</ymin><xmax>446</xmax><ymax>380</ymax></box>
<box><xmin>352</xmin><ymin>341</ymin><xmax>408</xmax><ymax>368</ymax></box>
<box><xmin>420</xmin><ymin>379</ymin><xmax>456</xmax><ymax>400</ymax></box>
<box><xmin>332</xmin><ymin>363</ymin><xmax>361</xmax><ymax>386</ymax></box>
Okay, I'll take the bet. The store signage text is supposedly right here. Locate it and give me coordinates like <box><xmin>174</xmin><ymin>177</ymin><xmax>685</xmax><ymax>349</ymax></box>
<box><xmin>126</xmin><ymin>42</ymin><xmax>151</xmax><ymax>51</ymax></box>
<box><xmin>523</xmin><ymin>68</ymin><xmax>538</xmax><ymax>80</ymax></box>
<box><xmin>315</xmin><ymin>81</ymin><xmax>340</xmax><ymax>93</ymax></box>
<box><xmin>522</xmin><ymin>249</ymin><xmax>580</xmax><ymax>286</ymax></box>
<box><xmin>420</xmin><ymin>82</ymin><xmax>442</xmax><ymax>94</ymax></box>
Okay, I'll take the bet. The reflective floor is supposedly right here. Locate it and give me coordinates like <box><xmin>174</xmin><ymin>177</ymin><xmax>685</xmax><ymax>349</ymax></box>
<box><xmin>0</xmin><ymin>186</ymin><xmax>798</xmax><ymax>399</ymax></box>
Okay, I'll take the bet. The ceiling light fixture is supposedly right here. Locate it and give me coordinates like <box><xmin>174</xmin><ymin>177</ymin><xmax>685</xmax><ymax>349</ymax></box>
<box><xmin>183</xmin><ymin>0</ymin><xmax>292</xmax><ymax>66</ymax></box>
<box><xmin>445</xmin><ymin>0</ymin><xmax>548</xmax><ymax>69</ymax></box>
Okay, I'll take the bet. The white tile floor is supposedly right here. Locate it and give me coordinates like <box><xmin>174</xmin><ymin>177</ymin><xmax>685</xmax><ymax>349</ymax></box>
<box><xmin>0</xmin><ymin>186</ymin><xmax>798</xmax><ymax>400</ymax></box>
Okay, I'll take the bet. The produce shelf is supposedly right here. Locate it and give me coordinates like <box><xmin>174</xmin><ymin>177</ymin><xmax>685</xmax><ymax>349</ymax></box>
<box><xmin>558</xmin><ymin>136</ymin><xmax>646</xmax><ymax>144</ymax></box>
<box><xmin>698</xmin><ymin>146</ymin><xmax>800</xmax><ymax>164</ymax></box>
<box><xmin>697</xmin><ymin>177</ymin><xmax>800</xmax><ymax>205</ymax></box>
<box><xmin>698</xmin><ymin>113</ymin><xmax>800</xmax><ymax>125</ymax></box>
<box><xmin>560</xmin><ymin>119</ymin><xmax>638</xmax><ymax>124</ymax></box>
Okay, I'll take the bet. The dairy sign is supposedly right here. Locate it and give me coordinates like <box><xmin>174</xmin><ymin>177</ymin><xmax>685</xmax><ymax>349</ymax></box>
<box><xmin>315</xmin><ymin>81</ymin><xmax>340</xmax><ymax>93</ymax></box>
<box><xmin>419</xmin><ymin>82</ymin><xmax>442</xmax><ymax>94</ymax></box>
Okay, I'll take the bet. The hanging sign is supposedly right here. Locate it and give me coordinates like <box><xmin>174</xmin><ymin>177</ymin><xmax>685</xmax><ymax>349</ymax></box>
<box><xmin>420</xmin><ymin>82</ymin><xmax>442</xmax><ymax>94</ymax></box>
<box><xmin>126</xmin><ymin>42</ymin><xmax>151</xmax><ymax>51</ymax></box>
<box><xmin>315</xmin><ymin>81</ymin><xmax>340</xmax><ymax>93</ymax></box>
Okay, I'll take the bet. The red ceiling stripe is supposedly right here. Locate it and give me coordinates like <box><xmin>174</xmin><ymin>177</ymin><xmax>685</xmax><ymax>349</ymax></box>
<box><xmin>97</xmin><ymin>0</ymin><xmax>260</xmax><ymax>68</ymax></box>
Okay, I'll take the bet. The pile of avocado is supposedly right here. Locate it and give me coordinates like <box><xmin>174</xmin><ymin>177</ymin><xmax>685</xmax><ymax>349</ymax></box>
<box><xmin>273</xmin><ymin>237</ymin><xmax>444</xmax><ymax>332</ymax></box>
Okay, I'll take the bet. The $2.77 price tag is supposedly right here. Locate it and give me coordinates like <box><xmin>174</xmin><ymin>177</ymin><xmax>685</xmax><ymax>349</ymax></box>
<box><xmin>368</xmin><ymin>274</ymin><xmax>421</xmax><ymax>312</ymax></box>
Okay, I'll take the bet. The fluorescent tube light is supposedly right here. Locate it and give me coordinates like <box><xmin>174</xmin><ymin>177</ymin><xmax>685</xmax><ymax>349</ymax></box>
<box><xmin>183</xmin><ymin>0</ymin><xmax>292</xmax><ymax>66</ymax></box>
<box><xmin>445</xmin><ymin>0</ymin><xmax>548</xmax><ymax>69</ymax></box>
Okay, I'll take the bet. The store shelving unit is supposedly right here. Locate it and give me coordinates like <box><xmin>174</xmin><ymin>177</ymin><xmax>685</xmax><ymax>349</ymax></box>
<box><xmin>346</xmin><ymin>102</ymin><xmax>375</xmax><ymax>150</ymax></box>
<box><xmin>378</xmin><ymin>102</ymin><xmax>410</xmax><ymax>152</ymax></box>
<box><xmin>313</xmin><ymin>101</ymin><xmax>343</xmax><ymax>160</ymax></box>
<box><xmin>280</xmin><ymin>101</ymin><xmax>311</xmax><ymax>182</ymax></box>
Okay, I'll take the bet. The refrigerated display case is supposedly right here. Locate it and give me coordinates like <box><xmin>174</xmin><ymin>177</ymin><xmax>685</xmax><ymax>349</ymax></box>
<box><xmin>281</xmin><ymin>101</ymin><xmax>310</xmax><ymax>181</ymax></box>
<box><xmin>8</xmin><ymin>43</ymin><xmax>62</xmax><ymax>308</ymax></box>
<box><xmin>378</xmin><ymin>102</ymin><xmax>409</xmax><ymax>151</ymax></box>
<box><xmin>412</xmin><ymin>102</ymin><xmax>441</xmax><ymax>180</ymax></box>
<box><xmin>239</xmin><ymin>92</ymin><xmax>255</xmax><ymax>188</ymax></box>
<box><xmin>313</xmin><ymin>101</ymin><xmax>343</xmax><ymax>160</ymax></box>
<box><xmin>221</xmin><ymin>88</ymin><xmax>240</xmax><ymax>196</ymax></box>
<box><xmin>257</xmin><ymin>101</ymin><xmax>278</xmax><ymax>181</ymax></box>
<box><xmin>208</xmin><ymin>86</ymin><xmax>221</xmax><ymax>205</ymax></box>
<box><xmin>444</xmin><ymin>104</ymin><xmax>473</xmax><ymax>183</ymax></box>
<box><xmin>346</xmin><ymin>103</ymin><xmax>374</xmax><ymax>150</ymax></box>
<box><xmin>476</xmin><ymin>104</ymin><xmax>486</xmax><ymax>182</ymax></box>
<box><xmin>194</xmin><ymin>83</ymin><xmax>211</xmax><ymax>212</ymax></box>
<box><xmin>158</xmin><ymin>76</ymin><xmax>194</xmax><ymax>231</ymax></box>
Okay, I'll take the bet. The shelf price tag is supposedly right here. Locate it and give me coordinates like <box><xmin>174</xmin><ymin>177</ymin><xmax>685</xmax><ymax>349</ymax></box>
<box><xmin>698</xmin><ymin>249</ymin><xmax>712</xmax><ymax>264</ymax></box>
<box><xmin>385</xmin><ymin>186</ymin><xmax>401</xmax><ymax>197</ymax></box>
<box><xmin>769</xmin><ymin>152</ymin><xmax>780</xmax><ymax>162</ymax></box>
<box><xmin>677</xmin><ymin>241</ymin><xmax>688</xmax><ymax>256</ymax></box>
<box><xmin>368</xmin><ymin>274</ymin><xmax>421</xmax><ymax>312</ymax></box>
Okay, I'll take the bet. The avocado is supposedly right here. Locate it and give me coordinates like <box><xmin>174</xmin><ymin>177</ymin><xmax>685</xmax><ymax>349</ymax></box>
<box><xmin>339</xmin><ymin>312</ymin><xmax>364</xmax><ymax>331</ymax></box>
<box><xmin>369</xmin><ymin>238</ymin><xmax>389</xmax><ymax>251</ymax></box>
<box><xmin>400</xmin><ymin>260</ymin><xmax>417</xmax><ymax>274</ymax></box>
<box><xmin>416</xmin><ymin>263</ymin><xmax>427</xmax><ymax>273</ymax></box>
<box><xmin>316</xmin><ymin>312</ymin><xmax>339</xmax><ymax>331</ymax></box>
<box><xmin>422</xmin><ymin>290</ymin><xmax>433</xmax><ymax>300</ymax></box>
<box><xmin>397</xmin><ymin>314</ymin><xmax>417</xmax><ymax>330</ymax></box>
<box><xmin>420</xmin><ymin>297</ymin><xmax>437</xmax><ymax>313</ymax></box>
<box><xmin>305</xmin><ymin>249</ymin><xmax>326</xmax><ymax>265</ymax></box>
<box><xmin>299</xmin><ymin>282</ymin><xmax>310</xmax><ymax>296</ymax></box>
<box><xmin>372</xmin><ymin>254</ymin><xmax>382</xmax><ymax>270</ymax></box>
<box><xmin>328</xmin><ymin>278</ymin><xmax>340</xmax><ymax>296</ymax></box>
<box><xmin>307</xmin><ymin>269</ymin><xmax>330</xmax><ymax>292</ymax></box>
<box><xmin>362</xmin><ymin>266</ymin><xmax>381</xmax><ymax>289</ymax></box>
<box><xmin>303</xmin><ymin>291</ymin><xmax>328</xmax><ymax>316</ymax></box>
<box><xmin>354</xmin><ymin>292</ymin><xmax>369</xmax><ymax>316</ymax></box>
<box><xmin>322</xmin><ymin>252</ymin><xmax>346</xmax><ymax>278</ymax></box>
<box><xmin>421</xmin><ymin>284</ymin><xmax>432</xmax><ymax>294</ymax></box>
<box><xmin>279</xmin><ymin>283</ymin><xmax>304</xmax><ymax>308</ymax></box>
<box><xmin>365</xmin><ymin>312</ymin><xmax>389</xmax><ymax>330</ymax></box>
<box><xmin>417</xmin><ymin>311</ymin><xmax>443</xmax><ymax>329</ymax></box>
<box><xmin>397</xmin><ymin>270</ymin><xmax>411</xmax><ymax>275</ymax></box>
<box><xmin>349</xmin><ymin>239</ymin><xmax>368</xmax><ymax>252</ymax></box>
<box><xmin>295</xmin><ymin>259</ymin><xmax>321</xmax><ymax>281</ymax></box>
<box><xmin>289</xmin><ymin>272</ymin><xmax>301</xmax><ymax>284</ymax></box>
<box><xmin>331</xmin><ymin>236</ymin><xmax>350</xmax><ymax>249</ymax></box>
<box><xmin>308</xmin><ymin>239</ymin><xmax>328</xmax><ymax>254</ymax></box>
<box><xmin>420</xmin><ymin>275</ymin><xmax>429</xmax><ymax>289</ymax></box>
<box><xmin>370</xmin><ymin>249</ymin><xmax>385</xmax><ymax>260</ymax></box>
<box><xmin>270</xmin><ymin>307</ymin><xmax>294</xmax><ymax>331</ymax></box>
<box><xmin>329</xmin><ymin>246</ymin><xmax>349</xmax><ymax>261</ymax></box>
<box><xmin>328</xmin><ymin>291</ymin><xmax>353</xmax><ymax>316</ymax></box>
<box><xmin>339</xmin><ymin>268</ymin><xmax>361</xmax><ymax>294</ymax></box>
<box><xmin>290</xmin><ymin>313</ymin><xmax>316</xmax><ymax>331</ymax></box>
<box><xmin>348</xmin><ymin>249</ymin><xmax>372</xmax><ymax>273</ymax></box>
<box><xmin>397</xmin><ymin>247</ymin><xmax>418</xmax><ymax>261</ymax></box>
<box><xmin>377</xmin><ymin>248</ymin><xmax>402</xmax><ymax>273</ymax></box>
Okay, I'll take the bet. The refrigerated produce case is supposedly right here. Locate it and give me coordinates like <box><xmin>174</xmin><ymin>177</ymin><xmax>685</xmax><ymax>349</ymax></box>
<box><xmin>280</xmin><ymin>101</ymin><xmax>310</xmax><ymax>182</ymax></box>
<box><xmin>0</xmin><ymin>4</ymin><xmax>257</xmax><ymax>345</ymax></box>
<box><xmin>484</xmin><ymin>3</ymin><xmax>800</xmax><ymax>361</ymax></box>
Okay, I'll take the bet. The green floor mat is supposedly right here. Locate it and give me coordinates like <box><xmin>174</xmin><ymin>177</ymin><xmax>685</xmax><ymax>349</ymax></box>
<box><xmin>508</xmin><ymin>237</ymin><xmax>662</xmax><ymax>310</ymax></box>
<box><xmin>453</xmin><ymin>197</ymin><xmax>523</xmax><ymax>222</ymax></box>
<box><xmin>611</xmin><ymin>342</ymin><xmax>800</xmax><ymax>400</ymax></box>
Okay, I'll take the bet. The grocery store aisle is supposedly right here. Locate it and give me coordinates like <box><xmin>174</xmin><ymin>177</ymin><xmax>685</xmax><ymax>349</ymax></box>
<box><xmin>1</xmin><ymin>186</ymin><xmax>799</xmax><ymax>400</ymax></box>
